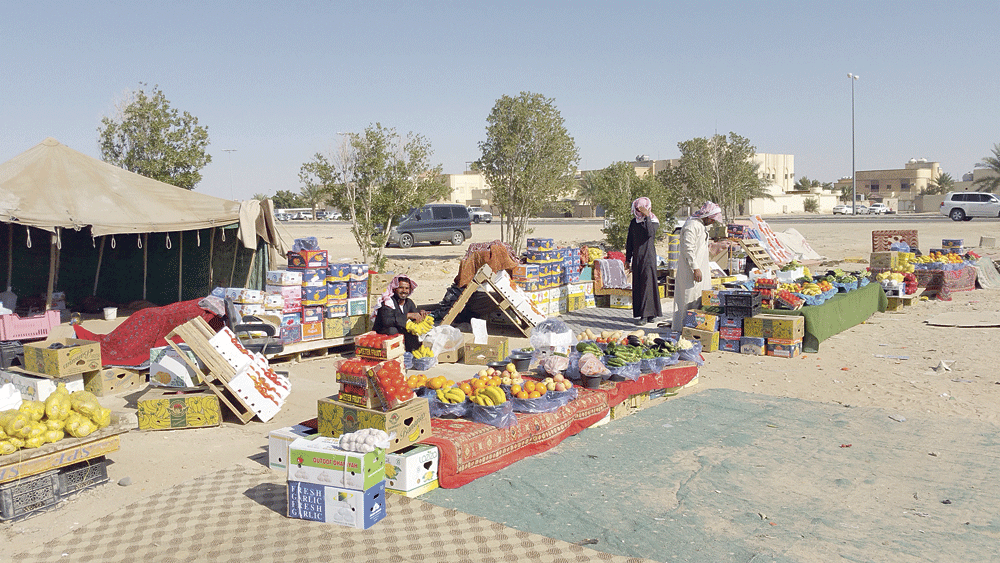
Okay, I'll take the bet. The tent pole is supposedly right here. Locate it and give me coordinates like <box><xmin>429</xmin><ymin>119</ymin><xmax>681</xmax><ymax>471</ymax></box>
<box><xmin>93</xmin><ymin>236</ymin><xmax>105</xmax><ymax>295</ymax></box>
<box><xmin>228</xmin><ymin>232</ymin><xmax>237</xmax><ymax>287</ymax></box>
<box><xmin>45</xmin><ymin>233</ymin><xmax>57</xmax><ymax>310</ymax></box>
<box><xmin>177</xmin><ymin>232</ymin><xmax>183</xmax><ymax>302</ymax></box>
<box><xmin>142</xmin><ymin>233</ymin><xmax>148</xmax><ymax>300</ymax></box>
<box><xmin>208</xmin><ymin>227</ymin><xmax>215</xmax><ymax>292</ymax></box>
<box><xmin>6</xmin><ymin>223</ymin><xmax>12</xmax><ymax>290</ymax></box>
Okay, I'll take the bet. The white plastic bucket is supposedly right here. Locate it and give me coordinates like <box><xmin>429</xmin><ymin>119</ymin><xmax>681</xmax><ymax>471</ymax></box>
<box><xmin>103</xmin><ymin>307</ymin><xmax>118</xmax><ymax>320</ymax></box>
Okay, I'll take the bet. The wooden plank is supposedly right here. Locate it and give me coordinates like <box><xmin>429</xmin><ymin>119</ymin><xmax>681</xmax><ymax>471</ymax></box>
<box><xmin>441</xmin><ymin>265</ymin><xmax>493</xmax><ymax>326</ymax></box>
<box><xmin>0</xmin><ymin>435</ymin><xmax>121</xmax><ymax>484</ymax></box>
<box><xmin>201</xmin><ymin>377</ymin><xmax>255</xmax><ymax>424</ymax></box>
<box><xmin>265</xmin><ymin>336</ymin><xmax>355</xmax><ymax>360</ymax></box>
<box><xmin>739</xmin><ymin>239</ymin><xmax>777</xmax><ymax>271</ymax></box>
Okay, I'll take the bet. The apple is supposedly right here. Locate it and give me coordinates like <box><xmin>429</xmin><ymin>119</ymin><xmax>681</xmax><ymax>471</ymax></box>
<box><xmin>564</xmin><ymin>380</ymin><xmax>573</xmax><ymax>389</ymax></box>
<box><xmin>478</xmin><ymin>369</ymin><xmax>488</xmax><ymax>378</ymax></box>
<box><xmin>506</xmin><ymin>363</ymin><xmax>516</xmax><ymax>373</ymax></box>
<box><xmin>553</xmin><ymin>374</ymin><xmax>565</xmax><ymax>382</ymax></box>
<box><xmin>486</xmin><ymin>367</ymin><xmax>496</xmax><ymax>376</ymax></box>
<box><xmin>546</xmin><ymin>381</ymin><xmax>556</xmax><ymax>391</ymax></box>
<box><xmin>555</xmin><ymin>382</ymin><xmax>567</xmax><ymax>392</ymax></box>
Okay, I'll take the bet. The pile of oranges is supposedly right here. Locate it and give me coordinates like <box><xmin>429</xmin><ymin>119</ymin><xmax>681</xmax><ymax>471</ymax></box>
<box><xmin>512</xmin><ymin>380</ymin><xmax>545</xmax><ymax>399</ymax></box>
<box><xmin>406</xmin><ymin>374</ymin><xmax>454</xmax><ymax>390</ymax></box>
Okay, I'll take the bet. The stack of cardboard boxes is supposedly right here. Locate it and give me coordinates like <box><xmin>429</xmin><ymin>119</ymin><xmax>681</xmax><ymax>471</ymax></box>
<box><xmin>513</xmin><ymin>243</ymin><xmax>593</xmax><ymax>317</ymax></box>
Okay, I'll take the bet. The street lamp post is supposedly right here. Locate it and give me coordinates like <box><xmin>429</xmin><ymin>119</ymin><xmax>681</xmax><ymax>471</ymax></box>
<box><xmin>222</xmin><ymin>149</ymin><xmax>237</xmax><ymax>200</ymax></box>
<box><xmin>848</xmin><ymin>73</ymin><xmax>859</xmax><ymax>214</ymax></box>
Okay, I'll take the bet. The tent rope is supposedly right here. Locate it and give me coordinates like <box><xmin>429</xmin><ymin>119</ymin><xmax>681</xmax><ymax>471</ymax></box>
<box><xmin>197</xmin><ymin>230</ymin><xmax>201</xmax><ymax>246</ymax></box>
<box><xmin>92</xmin><ymin>236</ymin><xmax>96</xmax><ymax>248</ymax></box>
<box><xmin>137</xmin><ymin>234</ymin><xmax>142</xmax><ymax>249</ymax></box>
<box><xmin>55</xmin><ymin>227</ymin><xmax>61</xmax><ymax>250</ymax></box>
<box><xmin>166</xmin><ymin>233</ymin><xmax>172</xmax><ymax>249</ymax></box>
<box><xmin>25</xmin><ymin>227</ymin><xmax>31</xmax><ymax>249</ymax></box>
<box><xmin>111</xmin><ymin>235</ymin><xmax>116</xmax><ymax>249</ymax></box>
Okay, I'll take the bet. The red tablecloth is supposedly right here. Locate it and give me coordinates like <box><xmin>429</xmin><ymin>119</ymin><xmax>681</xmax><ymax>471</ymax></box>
<box><xmin>915</xmin><ymin>266</ymin><xmax>977</xmax><ymax>301</ymax></box>
<box><xmin>425</xmin><ymin>362</ymin><xmax>699</xmax><ymax>488</ymax></box>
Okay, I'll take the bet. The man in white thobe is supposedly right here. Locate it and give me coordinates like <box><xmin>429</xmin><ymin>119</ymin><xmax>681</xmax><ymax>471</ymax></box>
<box><xmin>672</xmin><ymin>202</ymin><xmax>722</xmax><ymax>331</ymax></box>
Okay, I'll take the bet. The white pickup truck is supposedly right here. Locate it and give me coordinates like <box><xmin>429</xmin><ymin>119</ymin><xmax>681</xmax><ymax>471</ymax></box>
<box><xmin>867</xmin><ymin>203</ymin><xmax>894</xmax><ymax>215</ymax></box>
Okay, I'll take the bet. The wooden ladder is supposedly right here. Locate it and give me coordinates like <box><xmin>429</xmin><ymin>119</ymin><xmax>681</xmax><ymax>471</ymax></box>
<box><xmin>739</xmin><ymin>239</ymin><xmax>777</xmax><ymax>271</ymax></box>
<box><xmin>440</xmin><ymin>264</ymin><xmax>536</xmax><ymax>337</ymax></box>
<box><xmin>165</xmin><ymin>317</ymin><xmax>256</xmax><ymax>424</ymax></box>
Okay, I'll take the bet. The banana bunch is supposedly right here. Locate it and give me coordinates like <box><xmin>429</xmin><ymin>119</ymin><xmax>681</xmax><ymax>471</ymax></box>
<box><xmin>405</xmin><ymin>314</ymin><xmax>435</xmax><ymax>335</ymax></box>
<box><xmin>876</xmin><ymin>272</ymin><xmax>905</xmax><ymax>283</ymax></box>
<box><xmin>802</xmin><ymin>266</ymin><xmax>811</xmax><ymax>278</ymax></box>
<box><xmin>436</xmin><ymin>387</ymin><xmax>467</xmax><ymax>404</ymax></box>
<box><xmin>411</xmin><ymin>345</ymin><xmax>433</xmax><ymax>359</ymax></box>
<box><xmin>469</xmin><ymin>386</ymin><xmax>506</xmax><ymax>407</ymax></box>
<box><xmin>800</xmin><ymin>282</ymin><xmax>822</xmax><ymax>296</ymax></box>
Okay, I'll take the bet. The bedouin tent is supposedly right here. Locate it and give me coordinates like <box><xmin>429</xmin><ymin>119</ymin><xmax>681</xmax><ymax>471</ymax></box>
<box><xmin>0</xmin><ymin>137</ymin><xmax>292</xmax><ymax>311</ymax></box>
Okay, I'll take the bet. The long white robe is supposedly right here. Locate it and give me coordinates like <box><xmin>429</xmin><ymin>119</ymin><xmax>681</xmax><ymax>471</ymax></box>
<box><xmin>672</xmin><ymin>218</ymin><xmax>712</xmax><ymax>331</ymax></box>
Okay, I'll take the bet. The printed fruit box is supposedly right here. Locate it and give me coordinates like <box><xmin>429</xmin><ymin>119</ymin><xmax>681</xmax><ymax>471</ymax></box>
<box><xmin>136</xmin><ymin>388</ymin><xmax>222</xmax><ymax>430</ymax></box>
<box><xmin>743</xmin><ymin>314</ymin><xmax>805</xmax><ymax>341</ymax></box>
<box><xmin>385</xmin><ymin>444</ymin><xmax>439</xmax><ymax>493</ymax></box>
<box><xmin>317</xmin><ymin>396</ymin><xmax>431</xmax><ymax>453</ymax></box>
<box><xmin>355</xmin><ymin>332</ymin><xmax>404</xmax><ymax>361</ymax></box>
<box><xmin>287</xmin><ymin>436</ymin><xmax>385</xmax><ymax>491</ymax></box>
<box><xmin>23</xmin><ymin>339</ymin><xmax>102</xmax><ymax>377</ymax></box>
<box><xmin>287</xmin><ymin>480</ymin><xmax>386</xmax><ymax>529</ymax></box>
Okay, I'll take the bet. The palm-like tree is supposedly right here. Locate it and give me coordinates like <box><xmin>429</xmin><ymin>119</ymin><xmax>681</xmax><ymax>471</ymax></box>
<box><xmin>925</xmin><ymin>172</ymin><xmax>954</xmax><ymax>195</ymax></box>
<box><xmin>973</xmin><ymin>143</ymin><xmax>1000</xmax><ymax>193</ymax></box>
<box><xmin>793</xmin><ymin>176</ymin><xmax>821</xmax><ymax>191</ymax></box>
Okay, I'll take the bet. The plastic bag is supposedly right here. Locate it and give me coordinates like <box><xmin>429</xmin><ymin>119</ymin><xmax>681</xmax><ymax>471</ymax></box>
<box><xmin>639</xmin><ymin>358</ymin><xmax>659</xmax><ymax>374</ymax></box>
<box><xmin>547</xmin><ymin>387</ymin><xmax>578</xmax><ymax>407</ymax></box>
<box><xmin>579</xmin><ymin>353</ymin><xmax>610</xmax><ymax>377</ymax></box>
<box><xmin>511</xmin><ymin>394</ymin><xmax>563</xmax><ymax>413</ymax></box>
<box><xmin>468</xmin><ymin>401</ymin><xmax>517</xmax><ymax>429</ymax></box>
<box><xmin>565</xmin><ymin>351</ymin><xmax>582</xmax><ymax>380</ymax></box>
<box><xmin>419</xmin><ymin>388</ymin><xmax>470</xmax><ymax>419</ymax></box>
<box><xmin>421</xmin><ymin>325</ymin><xmax>464</xmax><ymax>356</ymax></box>
<box><xmin>603</xmin><ymin>358</ymin><xmax>641</xmax><ymax>381</ymax></box>
<box><xmin>541</xmin><ymin>355</ymin><xmax>569</xmax><ymax>377</ymax></box>
<box><xmin>402</xmin><ymin>352</ymin><xmax>414</xmax><ymax>370</ymax></box>
<box><xmin>412</xmin><ymin>356</ymin><xmax>437</xmax><ymax>371</ymax></box>
<box><xmin>529</xmin><ymin>318</ymin><xmax>577</xmax><ymax>359</ymax></box>
<box><xmin>292</xmin><ymin>237</ymin><xmax>319</xmax><ymax>252</ymax></box>
<box><xmin>678</xmin><ymin>340</ymin><xmax>704</xmax><ymax>366</ymax></box>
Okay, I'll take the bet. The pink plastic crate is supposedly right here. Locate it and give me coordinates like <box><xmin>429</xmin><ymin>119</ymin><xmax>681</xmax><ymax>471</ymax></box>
<box><xmin>0</xmin><ymin>310</ymin><xmax>61</xmax><ymax>341</ymax></box>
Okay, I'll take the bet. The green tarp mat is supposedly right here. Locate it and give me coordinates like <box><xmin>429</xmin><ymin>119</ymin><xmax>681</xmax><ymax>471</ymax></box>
<box><xmin>763</xmin><ymin>282</ymin><xmax>888</xmax><ymax>352</ymax></box>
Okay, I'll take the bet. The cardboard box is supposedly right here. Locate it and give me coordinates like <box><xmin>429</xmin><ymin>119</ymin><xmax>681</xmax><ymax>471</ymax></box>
<box><xmin>0</xmin><ymin>434</ymin><xmax>120</xmax><ymax>484</ymax></box>
<box><xmin>266</xmin><ymin>284</ymin><xmax>302</xmax><ymax>300</ymax></box>
<box><xmin>268</xmin><ymin>425</ymin><xmax>319</xmax><ymax>471</ymax></box>
<box><xmin>356</xmin><ymin>332</ymin><xmax>404</xmax><ymax>361</ymax></box>
<box><xmin>349</xmin><ymin>264</ymin><xmax>369</xmax><ymax>282</ymax></box>
<box><xmin>280</xmin><ymin>325</ymin><xmax>302</xmax><ymax>344</ymax></box>
<box><xmin>681</xmin><ymin>327</ymin><xmax>719</xmax><ymax>352</ymax></box>
<box><xmin>701</xmin><ymin>289</ymin><xmax>723</xmax><ymax>308</ymax></box>
<box><xmin>463</xmin><ymin>335</ymin><xmax>510</xmax><ymax>365</ymax></box>
<box><xmin>326</xmin><ymin>300</ymin><xmax>348</xmax><ymax>319</ymax></box>
<box><xmin>683</xmin><ymin>310</ymin><xmax>719</xmax><ymax>332</ymax></box>
<box><xmin>265</xmin><ymin>270</ymin><xmax>302</xmax><ymax>286</ymax></box>
<box><xmin>744</xmin><ymin>314</ymin><xmax>805</xmax><ymax>341</ymax></box>
<box><xmin>286</xmin><ymin>480</ymin><xmax>386</xmax><ymax>528</ymax></box>
<box><xmin>388</xmin><ymin>479</ymin><xmax>439</xmax><ymax>498</ymax></box>
<box><xmin>327</xmin><ymin>282</ymin><xmax>349</xmax><ymax>301</ymax></box>
<box><xmin>317</xmin><ymin>397</ymin><xmax>432</xmax><ymax>453</ymax></box>
<box><xmin>263</xmin><ymin>294</ymin><xmax>284</xmax><ymax>311</ymax></box>
<box><xmin>83</xmin><ymin>367</ymin><xmax>144</xmax><ymax>396</ymax></box>
<box><xmin>513</xmin><ymin>264</ymin><xmax>540</xmax><ymax>280</ymax></box>
<box><xmin>739</xmin><ymin>337</ymin><xmax>766</xmax><ymax>356</ymax></box>
<box><xmin>225</xmin><ymin>288</ymin><xmax>265</xmax><ymax>304</ymax></box>
<box><xmin>324</xmin><ymin>317</ymin><xmax>349</xmax><ymax>339</ymax></box>
<box><xmin>301</xmin><ymin>286</ymin><xmax>328</xmax><ymax>305</ymax></box>
<box><xmin>567</xmin><ymin>293</ymin><xmax>585</xmax><ymax>312</ymax></box>
<box><xmin>302</xmin><ymin>306</ymin><xmax>324</xmax><ymax>324</ymax></box>
<box><xmin>0</xmin><ymin>369</ymin><xmax>84</xmax><ymax>402</ymax></box>
<box><xmin>384</xmin><ymin>444</ymin><xmax>439</xmax><ymax>493</ymax></box>
<box><xmin>870</xmin><ymin>251</ymin><xmax>901</xmax><ymax>270</ymax></box>
<box><xmin>287</xmin><ymin>249</ymin><xmax>328</xmax><ymax>269</ymax></box>
<box><xmin>367</xmin><ymin>273</ymin><xmax>394</xmax><ymax>298</ymax></box>
<box><xmin>347</xmin><ymin>298</ymin><xmax>368</xmax><ymax>317</ymax></box>
<box><xmin>719</xmin><ymin>327</ymin><xmax>742</xmax><ymax>340</ymax></box>
<box><xmin>301</xmin><ymin>321</ymin><xmax>324</xmax><ymax>341</ymax></box>
<box><xmin>436</xmin><ymin>348</ymin><xmax>463</xmax><ymax>364</ymax></box>
<box><xmin>327</xmin><ymin>263</ymin><xmax>351</xmax><ymax>282</ymax></box>
<box><xmin>281</xmin><ymin>312</ymin><xmax>302</xmax><ymax>327</ymax></box>
<box><xmin>610</xmin><ymin>392</ymin><xmax>650</xmax><ymax>420</ymax></box>
<box><xmin>766</xmin><ymin>338</ymin><xmax>803</xmax><ymax>358</ymax></box>
<box><xmin>719</xmin><ymin>315</ymin><xmax>743</xmax><ymax>329</ymax></box>
<box><xmin>136</xmin><ymin>388</ymin><xmax>221</xmax><ymax>430</ymax></box>
<box><xmin>719</xmin><ymin>338</ymin><xmax>741</xmax><ymax>353</ymax></box>
<box><xmin>609</xmin><ymin>294</ymin><xmax>632</xmax><ymax>309</ymax></box>
<box><xmin>23</xmin><ymin>338</ymin><xmax>102</xmax><ymax>377</ymax></box>
<box><xmin>348</xmin><ymin>281</ymin><xmax>368</xmax><ymax>299</ymax></box>
<box><xmin>287</xmin><ymin>436</ymin><xmax>386</xmax><ymax>491</ymax></box>
<box><xmin>345</xmin><ymin>315</ymin><xmax>368</xmax><ymax>337</ymax></box>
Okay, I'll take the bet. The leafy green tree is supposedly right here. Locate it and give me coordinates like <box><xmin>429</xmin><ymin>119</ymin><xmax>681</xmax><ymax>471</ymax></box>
<box><xmin>803</xmin><ymin>197</ymin><xmax>819</xmax><ymax>213</ymax></box>
<box><xmin>669</xmin><ymin>133</ymin><xmax>772</xmax><ymax>222</ymax></box>
<box><xmin>576</xmin><ymin>172</ymin><xmax>601</xmax><ymax>207</ymax></box>
<box><xmin>98</xmin><ymin>84</ymin><xmax>211</xmax><ymax>190</ymax></box>
<box><xmin>590</xmin><ymin>162</ymin><xmax>679</xmax><ymax>249</ymax></box>
<box><xmin>476</xmin><ymin>92</ymin><xmax>579</xmax><ymax>253</ymax></box>
<box><xmin>794</xmin><ymin>176</ymin><xmax>822</xmax><ymax>191</ymax></box>
<box><xmin>271</xmin><ymin>190</ymin><xmax>305</xmax><ymax>209</ymax></box>
<box><xmin>300</xmin><ymin>123</ymin><xmax>448</xmax><ymax>269</ymax></box>
<box><xmin>251</xmin><ymin>193</ymin><xmax>268</xmax><ymax>201</ymax></box>
<box><xmin>973</xmin><ymin>143</ymin><xmax>1000</xmax><ymax>193</ymax></box>
<box><xmin>924</xmin><ymin>172</ymin><xmax>955</xmax><ymax>195</ymax></box>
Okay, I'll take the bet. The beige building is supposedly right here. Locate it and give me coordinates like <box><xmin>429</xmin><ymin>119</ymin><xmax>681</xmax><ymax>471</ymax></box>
<box><xmin>440</xmin><ymin>171</ymin><xmax>492</xmax><ymax>207</ymax></box>
<box><xmin>833</xmin><ymin>159</ymin><xmax>940</xmax><ymax>212</ymax></box>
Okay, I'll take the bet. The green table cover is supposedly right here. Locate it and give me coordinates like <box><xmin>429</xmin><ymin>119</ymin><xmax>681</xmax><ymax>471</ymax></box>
<box><xmin>763</xmin><ymin>282</ymin><xmax>888</xmax><ymax>353</ymax></box>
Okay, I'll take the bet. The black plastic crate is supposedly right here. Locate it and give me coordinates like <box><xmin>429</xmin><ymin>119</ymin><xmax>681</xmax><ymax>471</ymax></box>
<box><xmin>724</xmin><ymin>304</ymin><xmax>762</xmax><ymax>319</ymax></box>
<box><xmin>0</xmin><ymin>470</ymin><xmax>60</xmax><ymax>521</ymax></box>
<box><xmin>0</xmin><ymin>340</ymin><xmax>24</xmax><ymax>369</ymax></box>
<box><xmin>722</xmin><ymin>291</ymin><xmax>762</xmax><ymax>309</ymax></box>
<box><xmin>57</xmin><ymin>457</ymin><xmax>109</xmax><ymax>497</ymax></box>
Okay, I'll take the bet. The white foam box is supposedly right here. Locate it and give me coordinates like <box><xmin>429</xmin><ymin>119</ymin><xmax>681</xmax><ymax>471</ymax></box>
<box><xmin>224</xmin><ymin>288</ymin><xmax>265</xmax><ymax>304</ymax></box>
<box><xmin>610</xmin><ymin>294</ymin><xmax>632</xmax><ymax>309</ymax></box>
<box><xmin>268</xmin><ymin>425</ymin><xmax>319</xmax><ymax>471</ymax></box>
<box><xmin>228</xmin><ymin>357</ymin><xmax>291</xmax><ymax>422</ymax></box>
<box><xmin>266</xmin><ymin>269</ymin><xmax>303</xmax><ymax>286</ymax></box>
<box><xmin>208</xmin><ymin>327</ymin><xmax>255</xmax><ymax>373</ymax></box>
<box><xmin>384</xmin><ymin>444</ymin><xmax>439</xmax><ymax>493</ymax></box>
<box><xmin>0</xmin><ymin>370</ymin><xmax>84</xmax><ymax>402</ymax></box>
<box><xmin>286</xmin><ymin>479</ymin><xmax>386</xmax><ymax>528</ymax></box>
<box><xmin>287</xmin><ymin>436</ymin><xmax>386</xmax><ymax>491</ymax></box>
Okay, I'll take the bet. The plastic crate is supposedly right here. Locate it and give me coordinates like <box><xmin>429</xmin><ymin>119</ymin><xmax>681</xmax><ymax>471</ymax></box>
<box><xmin>722</xmin><ymin>291</ymin><xmax>762</xmax><ymax>309</ymax></box>
<box><xmin>0</xmin><ymin>340</ymin><xmax>24</xmax><ymax>368</ymax></box>
<box><xmin>0</xmin><ymin>310</ymin><xmax>61</xmax><ymax>341</ymax></box>
<box><xmin>0</xmin><ymin>470</ymin><xmax>60</xmax><ymax>521</ymax></box>
<box><xmin>57</xmin><ymin>457</ymin><xmax>109</xmax><ymax>497</ymax></box>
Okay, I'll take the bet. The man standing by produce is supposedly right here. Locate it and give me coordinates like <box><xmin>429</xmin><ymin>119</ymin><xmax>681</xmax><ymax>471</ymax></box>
<box><xmin>372</xmin><ymin>275</ymin><xmax>427</xmax><ymax>352</ymax></box>
<box><xmin>672</xmin><ymin>202</ymin><xmax>722</xmax><ymax>331</ymax></box>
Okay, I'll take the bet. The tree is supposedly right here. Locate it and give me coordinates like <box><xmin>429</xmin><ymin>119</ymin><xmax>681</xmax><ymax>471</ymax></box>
<box><xmin>299</xmin><ymin>182</ymin><xmax>329</xmax><ymax>220</ymax></box>
<box><xmin>300</xmin><ymin>123</ymin><xmax>448</xmax><ymax>269</ymax></box>
<box><xmin>477</xmin><ymin>92</ymin><xmax>579</xmax><ymax>253</ymax></box>
<box><xmin>98</xmin><ymin>84</ymin><xmax>211</xmax><ymax>190</ymax></box>
<box><xmin>251</xmin><ymin>193</ymin><xmax>268</xmax><ymax>201</ymax></box>
<box><xmin>668</xmin><ymin>133</ymin><xmax>773</xmax><ymax>222</ymax></box>
<box><xmin>794</xmin><ymin>176</ymin><xmax>822</xmax><ymax>191</ymax></box>
<box><xmin>973</xmin><ymin>143</ymin><xmax>1000</xmax><ymax>193</ymax></box>
<box><xmin>589</xmin><ymin>162</ymin><xmax>679</xmax><ymax>249</ymax></box>
<box><xmin>924</xmin><ymin>172</ymin><xmax>955</xmax><ymax>195</ymax></box>
<box><xmin>271</xmin><ymin>190</ymin><xmax>304</xmax><ymax>209</ymax></box>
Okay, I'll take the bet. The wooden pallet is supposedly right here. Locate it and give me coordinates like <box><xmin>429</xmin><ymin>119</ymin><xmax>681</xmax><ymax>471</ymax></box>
<box><xmin>738</xmin><ymin>239</ymin><xmax>777</xmax><ymax>271</ymax></box>
<box><xmin>166</xmin><ymin>318</ymin><xmax>255</xmax><ymax>424</ymax></box>
<box><xmin>266</xmin><ymin>335</ymin><xmax>355</xmax><ymax>363</ymax></box>
<box><xmin>440</xmin><ymin>264</ymin><xmax>535</xmax><ymax>337</ymax></box>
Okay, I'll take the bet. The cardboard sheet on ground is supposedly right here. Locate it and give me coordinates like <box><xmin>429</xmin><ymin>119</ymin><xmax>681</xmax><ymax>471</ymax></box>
<box><xmin>421</xmin><ymin>388</ymin><xmax>1000</xmax><ymax>563</ymax></box>
<box><xmin>924</xmin><ymin>311</ymin><xmax>1000</xmax><ymax>327</ymax></box>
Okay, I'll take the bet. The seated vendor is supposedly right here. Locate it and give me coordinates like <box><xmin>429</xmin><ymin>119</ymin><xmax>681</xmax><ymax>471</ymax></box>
<box><xmin>371</xmin><ymin>275</ymin><xmax>427</xmax><ymax>352</ymax></box>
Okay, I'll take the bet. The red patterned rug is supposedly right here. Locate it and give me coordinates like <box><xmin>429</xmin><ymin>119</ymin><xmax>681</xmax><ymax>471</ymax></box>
<box><xmin>425</xmin><ymin>363</ymin><xmax>699</xmax><ymax>488</ymax></box>
<box><xmin>916</xmin><ymin>266</ymin><xmax>977</xmax><ymax>301</ymax></box>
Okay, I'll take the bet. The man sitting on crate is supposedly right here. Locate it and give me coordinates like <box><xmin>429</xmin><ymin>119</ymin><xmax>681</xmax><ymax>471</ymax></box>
<box><xmin>371</xmin><ymin>275</ymin><xmax>427</xmax><ymax>352</ymax></box>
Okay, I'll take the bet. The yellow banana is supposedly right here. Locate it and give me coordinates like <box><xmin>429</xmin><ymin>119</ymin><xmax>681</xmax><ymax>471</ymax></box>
<box><xmin>482</xmin><ymin>395</ymin><xmax>494</xmax><ymax>407</ymax></box>
<box><xmin>436</xmin><ymin>390</ymin><xmax>447</xmax><ymax>402</ymax></box>
<box><xmin>483</xmin><ymin>386</ymin><xmax>505</xmax><ymax>405</ymax></box>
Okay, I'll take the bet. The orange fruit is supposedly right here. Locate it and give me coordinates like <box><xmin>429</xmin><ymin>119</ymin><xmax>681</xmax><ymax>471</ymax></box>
<box><xmin>472</xmin><ymin>379</ymin><xmax>487</xmax><ymax>390</ymax></box>
<box><xmin>516</xmin><ymin>391</ymin><xmax>529</xmax><ymax>399</ymax></box>
<box><xmin>459</xmin><ymin>382</ymin><xmax>473</xmax><ymax>395</ymax></box>
<box><xmin>445</xmin><ymin>380</ymin><xmax>454</xmax><ymax>387</ymax></box>
<box><xmin>510</xmin><ymin>384</ymin><xmax>522</xmax><ymax>395</ymax></box>
<box><xmin>406</xmin><ymin>375</ymin><xmax>419</xmax><ymax>388</ymax></box>
<box><xmin>524</xmin><ymin>381</ymin><xmax>536</xmax><ymax>393</ymax></box>
<box><xmin>528</xmin><ymin>391</ymin><xmax>541</xmax><ymax>399</ymax></box>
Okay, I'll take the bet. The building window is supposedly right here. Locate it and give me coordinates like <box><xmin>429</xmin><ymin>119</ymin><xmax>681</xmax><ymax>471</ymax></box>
<box><xmin>885</xmin><ymin>184</ymin><xmax>891</xmax><ymax>191</ymax></box>
<box><xmin>901</xmin><ymin>183</ymin><xmax>910</xmax><ymax>192</ymax></box>
<box><xmin>869</xmin><ymin>182</ymin><xmax>880</xmax><ymax>193</ymax></box>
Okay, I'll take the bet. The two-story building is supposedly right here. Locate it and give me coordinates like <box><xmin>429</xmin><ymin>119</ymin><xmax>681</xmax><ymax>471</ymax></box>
<box><xmin>833</xmin><ymin>158</ymin><xmax>940</xmax><ymax>212</ymax></box>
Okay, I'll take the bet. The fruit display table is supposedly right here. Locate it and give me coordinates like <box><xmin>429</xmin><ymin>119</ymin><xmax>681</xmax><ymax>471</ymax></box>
<box><xmin>915</xmin><ymin>266</ymin><xmax>977</xmax><ymax>301</ymax></box>
<box><xmin>423</xmin><ymin>363</ymin><xmax>699</xmax><ymax>488</ymax></box>
<box><xmin>761</xmin><ymin>282</ymin><xmax>888</xmax><ymax>353</ymax></box>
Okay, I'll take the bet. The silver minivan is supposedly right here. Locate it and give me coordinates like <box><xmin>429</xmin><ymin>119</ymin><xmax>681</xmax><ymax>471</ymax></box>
<box><xmin>939</xmin><ymin>192</ymin><xmax>1000</xmax><ymax>221</ymax></box>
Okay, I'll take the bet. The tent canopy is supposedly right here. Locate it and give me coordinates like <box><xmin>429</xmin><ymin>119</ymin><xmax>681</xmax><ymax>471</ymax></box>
<box><xmin>0</xmin><ymin>137</ymin><xmax>244</xmax><ymax>237</ymax></box>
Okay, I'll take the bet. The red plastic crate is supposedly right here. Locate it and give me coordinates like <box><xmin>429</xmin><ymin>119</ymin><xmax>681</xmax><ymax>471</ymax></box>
<box><xmin>0</xmin><ymin>310</ymin><xmax>61</xmax><ymax>341</ymax></box>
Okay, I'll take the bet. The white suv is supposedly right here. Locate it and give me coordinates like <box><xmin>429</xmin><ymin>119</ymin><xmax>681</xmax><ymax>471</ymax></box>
<box><xmin>867</xmin><ymin>203</ymin><xmax>893</xmax><ymax>215</ymax></box>
<box><xmin>467</xmin><ymin>207</ymin><xmax>493</xmax><ymax>223</ymax></box>
<box><xmin>939</xmin><ymin>192</ymin><xmax>1000</xmax><ymax>221</ymax></box>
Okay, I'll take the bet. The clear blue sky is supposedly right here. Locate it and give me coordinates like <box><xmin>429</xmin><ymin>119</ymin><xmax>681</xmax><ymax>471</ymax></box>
<box><xmin>3</xmin><ymin>1</ymin><xmax>998</xmax><ymax>200</ymax></box>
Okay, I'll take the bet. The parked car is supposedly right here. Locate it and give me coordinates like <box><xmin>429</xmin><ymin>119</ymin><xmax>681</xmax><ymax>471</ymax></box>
<box><xmin>939</xmin><ymin>191</ymin><xmax>1000</xmax><ymax>221</ymax></box>
<box><xmin>832</xmin><ymin>204</ymin><xmax>853</xmax><ymax>215</ymax></box>
<box><xmin>275</xmin><ymin>212</ymin><xmax>291</xmax><ymax>221</ymax></box>
<box><xmin>467</xmin><ymin>206</ymin><xmax>493</xmax><ymax>223</ymax></box>
<box><xmin>387</xmin><ymin>204</ymin><xmax>472</xmax><ymax>248</ymax></box>
<box><xmin>328</xmin><ymin>211</ymin><xmax>343</xmax><ymax>220</ymax></box>
<box><xmin>867</xmin><ymin>203</ymin><xmax>895</xmax><ymax>215</ymax></box>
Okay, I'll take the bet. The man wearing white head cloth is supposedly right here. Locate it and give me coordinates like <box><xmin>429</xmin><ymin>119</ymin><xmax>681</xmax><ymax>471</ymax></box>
<box><xmin>672</xmin><ymin>201</ymin><xmax>722</xmax><ymax>331</ymax></box>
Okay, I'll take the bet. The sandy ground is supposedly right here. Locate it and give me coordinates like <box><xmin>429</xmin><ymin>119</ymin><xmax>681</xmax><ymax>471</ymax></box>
<box><xmin>4</xmin><ymin>214</ymin><xmax>1000</xmax><ymax>559</ymax></box>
